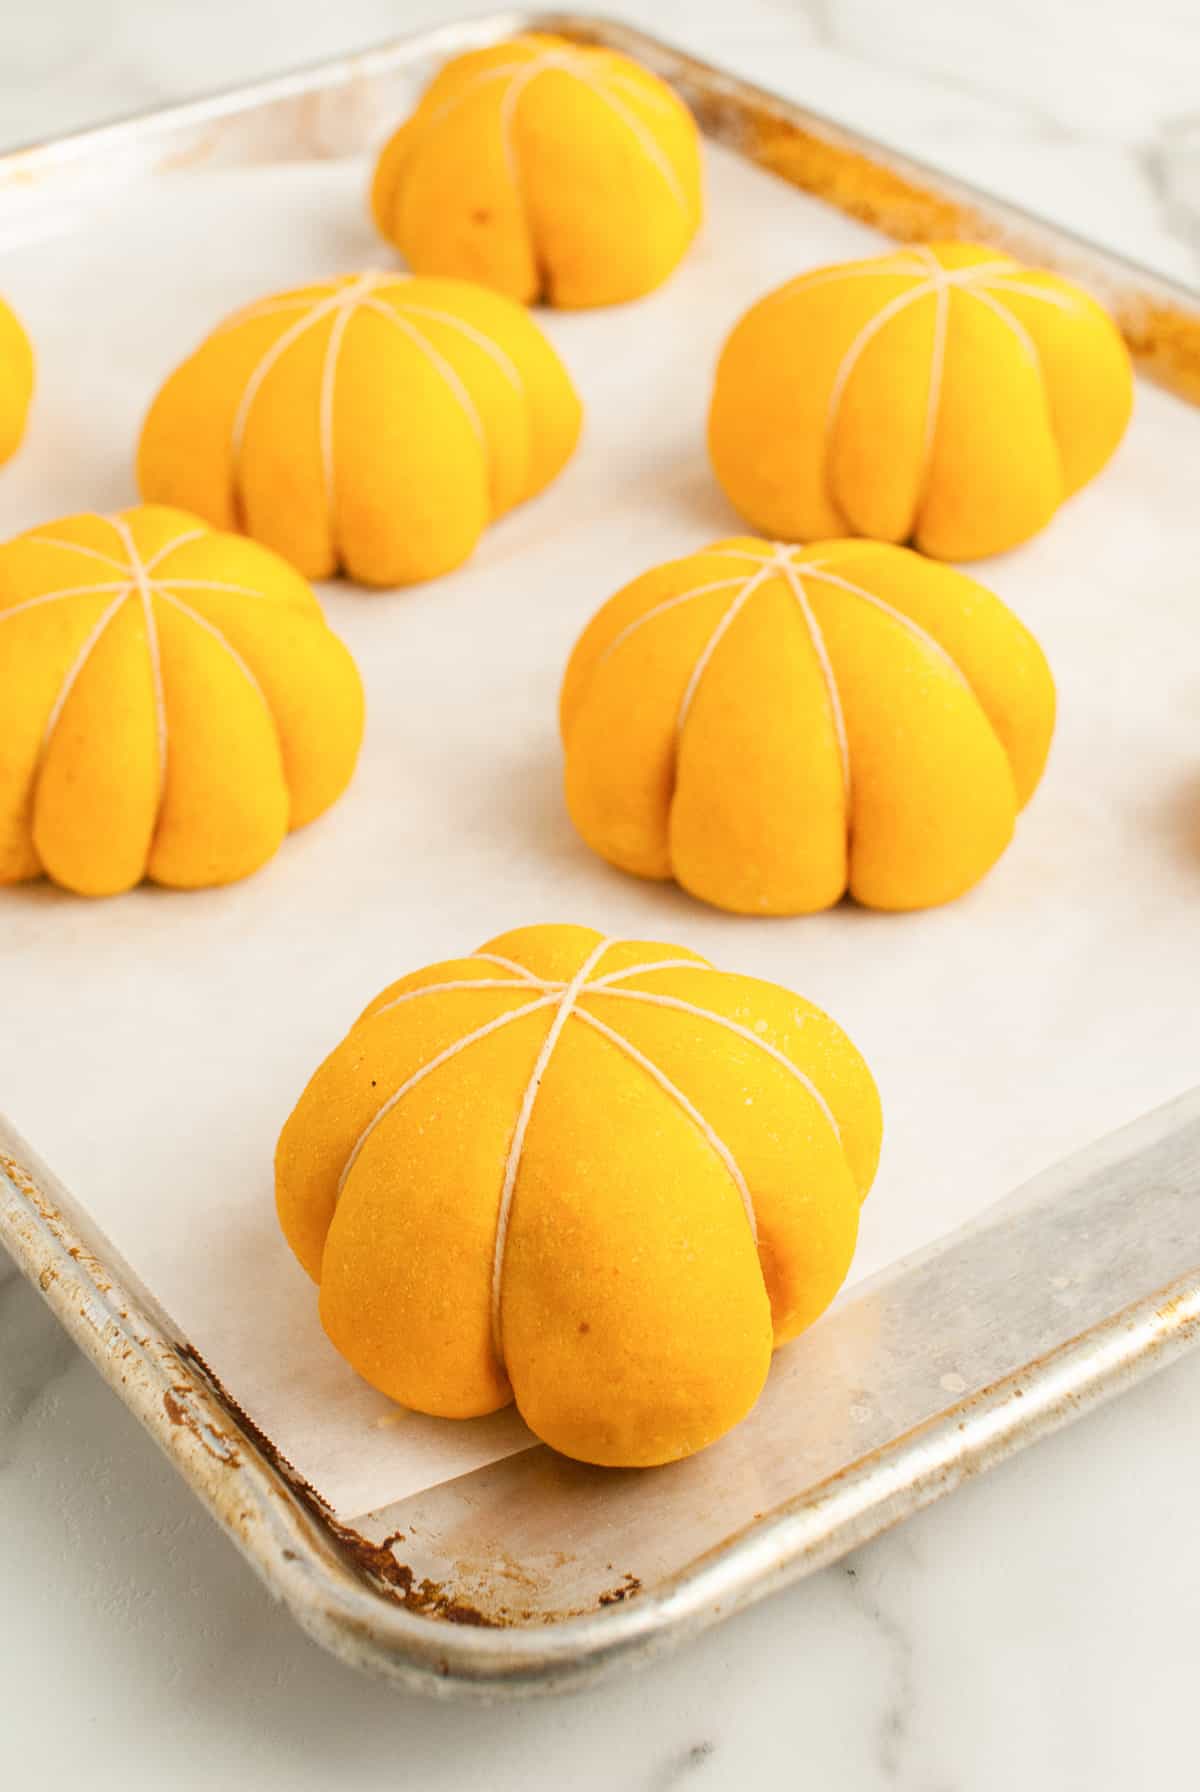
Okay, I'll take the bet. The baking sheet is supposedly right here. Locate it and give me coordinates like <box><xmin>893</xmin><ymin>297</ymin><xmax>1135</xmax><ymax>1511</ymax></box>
<box><xmin>2</xmin><ymin>140</ymin><xmax>1198</xmax><ymax>1520</ymax></box>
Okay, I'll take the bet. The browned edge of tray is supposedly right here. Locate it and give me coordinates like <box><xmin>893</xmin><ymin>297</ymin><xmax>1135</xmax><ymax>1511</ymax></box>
<box><xmin>2</xmin><ymin>10</ymin><xmax>1200</xmax><ymax>1696</ymax></box>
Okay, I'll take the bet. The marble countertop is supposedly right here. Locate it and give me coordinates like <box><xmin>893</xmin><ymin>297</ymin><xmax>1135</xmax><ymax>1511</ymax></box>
<box><xmin>3</xmin><ymin>2</ymin><xmax>1199</xmax><ymax>1786</ymax></box>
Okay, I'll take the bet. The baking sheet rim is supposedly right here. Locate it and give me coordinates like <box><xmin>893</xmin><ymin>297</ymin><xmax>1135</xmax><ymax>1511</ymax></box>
<box><xmin>2</xmin><ymin>8</ymin><xmax>1199</xmax><ymax>1695</ymax></box>
<box><xmin>5</xmin><ymin>1102</ymin><xmax>1200</xmax><ymax>1696</ymax></box>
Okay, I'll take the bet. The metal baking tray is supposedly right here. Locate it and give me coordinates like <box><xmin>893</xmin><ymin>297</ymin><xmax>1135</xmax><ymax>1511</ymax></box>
<box><xmin>3</xmin><ymin>11</ymin><xmax>1200</xmax><ymax>1696</ymax></box>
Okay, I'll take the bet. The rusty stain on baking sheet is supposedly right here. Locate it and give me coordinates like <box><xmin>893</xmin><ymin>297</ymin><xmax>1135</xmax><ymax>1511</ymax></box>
<box><xmin>322</xmin><ymin>1520</ymin><xmax>501</xmax><ymax>1628</ymax></box>
<box><xmin>2</xmin><ymin>1153</ymin><xmax>114</xmax><ymax>1295</ymax></box>
<box><xmin>172</xmin><ymin>1338</ymin><xmax>632</xmax><ymax>1628</ymax></box>
<box><xmin>160</xmin><ymin>1386</ymin><xmax>242</xmax><ymax>1467</ymax></box>
<box><xmin>172</xmin><ymin>1341</ymin><xmax>502</xmax><ymax>1624</ymax></box>
<box><xmin>598</xmin><ymin>1573</ymin><xmax>643</xmax><ymax>1606</ymax></box>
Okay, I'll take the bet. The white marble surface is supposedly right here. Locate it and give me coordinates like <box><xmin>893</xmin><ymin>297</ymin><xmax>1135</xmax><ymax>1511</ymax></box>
<box><xmin>2</xmin><ymin>1</ymin><xmax>1200</xmax><ymax>1785</ymax></box>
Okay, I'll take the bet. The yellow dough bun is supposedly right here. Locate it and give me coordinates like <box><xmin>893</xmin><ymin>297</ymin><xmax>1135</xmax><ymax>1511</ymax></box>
<box><xmin>276</xmin><ymin>923</ymin><xmax>882</xmax><ymax>1467</ymax></box>
<box><xmin>0</xmin><ymin>505</ymin><xmax>364</xmax><ymax>897</ymax></box>
<box><xmin>0</xmin><ymin>293</ymin><xmax>34</xmax><ymax>465</ymax></box>
<box><xmin>560</xmin><ymin>537</ymin><xmax>1055</xmax><ymax>915</ymax></box>
<box><xmin>708</xmin><ymin>243</ymin><xmax>1133</xmax><ymax>561</ymax></box>
<box><xmin>138</xmin><ymin>273</ymin><xmax>582</xmax><ymax>586</ymax></box>
<box><xmin>370</xmin><ymin>33</ymin><xmax>703</xmax><ymax>309</ymax></box>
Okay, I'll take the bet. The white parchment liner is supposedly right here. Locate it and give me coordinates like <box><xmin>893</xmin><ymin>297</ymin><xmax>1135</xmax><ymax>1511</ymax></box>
<box><xmin>1</xmin><ymin>147</ymin><xmax>1197</xmax><ymax>1517</ymax></box>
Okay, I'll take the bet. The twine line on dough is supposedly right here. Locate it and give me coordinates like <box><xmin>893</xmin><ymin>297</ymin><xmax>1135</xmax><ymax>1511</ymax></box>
<box><xmin>110</xmin><ymin>516</ymin><xmax>168</xmax><ymax>794</ymax></box>
<box><xmin>417</xmin><ymin>58</ymin><xmax>534</xmax><ymax>137</ymax></box>
<box><xmin>574</xmin><ymin>1006</ymin><xmax>758</xmax><ymax>1240</ymax></box>
<box><xmin>797</xmin><ymin>563</ymin><xmax>971</xmax><ymax>688</ymax></box>
<box><xmin>962</xmin><ymin>284</ymin><xmax>1040</xmax><ymax>368</ymax></box>
<box><xmin>212</xmin><ymin>293</ymin><xmax>327</xmax><ymax>337</ymax></box>
<box><xmin>489</xmin><ymin>936</ymin><xmax>614</xmax><ymax>1359</ymax></box>
<box><xmin>0</xmin><ymin>579</ymin><xmax>132</xmax><ymax>623</ymax></box>
<box><xmin>142</xmin><ymin>528</ymin><xmax>208</xmax><ymax>573</ymax></box>
<box><xmin>582</xmin><ymin>984</ymin><xmax>841</xmax><ymax>1142</ymax></box>
<box><xmin>11</xmin><ymin>516</ymin><xmax>306</xmax><ymax>822</ymax></box>
<box><xmin>587</xmin><ymin>957</ymin><xmax>705</xmax><ymax>987</ymax></box>
<box><xmin>21</xmin><ymin>534</ymin><xmax>129</xmax><ymax>575</ymax></box>
<box><xmin>222</xmin><ymin>273</ymin><xmax>526</xmax><ymax>559</ymax></box>
<box><xmin>977</xmin><ymin>277</ymin><xmax>1088</xmax><ymax>314</ymax></box>
<box><xmin>37</xmin><ymin>588</ymin><xmax>132</xmax><ymax>757</ymax></box>
<box><xmin>676</xmin><ymin>560</ymin><xmax>776</xmax><ymax>733</ymax></box>
<box><xmin>770</xmin><ymin>549</ymin><xmax>852</xmax><ymax>805</ymax></box>
<box><xmin>336</xmin><ymin>991</ymin><xmax>562</xmax><ymax>1199</ymax></box>
<box><xmin>230</xmin><ymin>285</ymin><xmax>352</xmax><ymax>476</ymax></box>
<box><xmin>824</xmin><ymin>278</ymin><xmax>942</xmax><ymax>453</ymax></box>
<box><xmin>372</xmin><ymin>977</ymin><xmax>564</xmax><ymax>1018</ymax></box>
<box><xmin>333</xmin><ymin>945</ymin><xmax>857</xmax><ymax>1368</ymax></box>
<box><xmin>393</xmin><ymin>302</ymin><xmax>524</xmax><ymax>391</ymax></box>
<box><xmin>595</xmin><ymin>576</ymin><xmax>748</xmax><ymax>667</ymax></box>
<box><xmin>573</xmin><ymin>74</ymin><xmax>689</xmax><ymax>211</ymax></box>
<box><xmin>156</xmin><ymin>590</ymin><xmax>276</xmax><ymax>727</ymax></box>
<box><xmin>579</xmin><ymin>541</ymin><xmax>985</xmax><ymax>856</ymax></box>
<box><xmin>369</xmin><ymin>955</ymin><xmax>717</xmax><ymax>1017</ymax></box>
<box><xmin>359</xmin><ymin>297</ymin><xmax>486</xmax><ymax>444</ymax></box>
<box><xmin>819</xmin><ymin>254</ymin><xmax>1052</xmax><ymax>535</ymax></box>
<box><xmin>423</xmin><ymin>46</ymin><xmax>691</xmax><ymax>227</ymax></box>
<box><xmin>752</xmin><ymin>255</ymin><xmax>936</xmax><ymax>317</ymax></box>
<box><xmin>678</xmin><ymin>544</ymin><xmax>967</xmax><ymax>685</ymax></box>
<box><xmin>144</xmin><ymin>576</ymin><xmax>285</xmax><ymax>603</ymax></box>
<box><xmin>469</xmin><ymin>950</ymin><xmax>552</xmax><ymax>982</ymax></box>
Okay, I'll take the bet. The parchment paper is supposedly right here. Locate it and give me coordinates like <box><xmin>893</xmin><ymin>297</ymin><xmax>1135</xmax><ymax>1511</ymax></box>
<box><xmin>2</xmin><ymin>146</ymin><xmax>1198</xmax><ymax>1518</ymax></box>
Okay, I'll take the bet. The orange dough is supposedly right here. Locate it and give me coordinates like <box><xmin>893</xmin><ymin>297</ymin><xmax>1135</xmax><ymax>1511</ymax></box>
<box><xmin>0</xmin><ymin>292</ymin><xmax>34</xmax><ymax>465</ymax></box>
<box><xmin>708</xmin><ymin>243</ymin><xmax>1134</xmax><ymax>559</ymax></box>
<box><xmin>138</xmin><ymin>274</ymin><xmax>581</xmax><ymax>585</ymax></box>
<box><xmin>276</xmin><ymin>924</ymin><xmax>882</xmax><ymax>1467</ymax></box>
<box><xmin>371</xmin><ymin>33</ymin><xmax>703</xmax><ymax>307</ymax></box>
<box><xmin>560</xmin><ymin>538</ymin><xmax>1056</xmax><ymax>913</ymax></box>
<box><xmin>0</xmin><ymin>505</ymin><xmax>364</xmax><ymax>896</ymax></box>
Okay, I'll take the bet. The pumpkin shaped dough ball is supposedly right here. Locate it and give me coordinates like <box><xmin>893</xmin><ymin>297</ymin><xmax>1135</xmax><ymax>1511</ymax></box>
<box><xmin>0</xmin><ymin>505</ymin><xmax>364</xmax><ymax>896</ymax></box>
<box><xmin>560</xmin><ymin>538</ymin><xmax>1055</xmax><ymax>914</ymax></box>
<box><xmin>276</xmin><ymin>924</ymin><xmax>882</xmax><ymax>1467</ymax></box>
<box><xmin>0</xmin><ymin>293</ymin><xmax>34</xmax><ymax>465</ymax></box>
<box><xmin>138</xmin><ymin>274</ymin><xmax>581</xmax><ymax>586</ymax></box>
<box><xmin>371</xmin><ymin>33</ymin><xmax>703</xmax><ymax>308</ymax></box>
<box><xmin>708</xmin><ymin>243</ymin><xmax>1133</xmax><ymax>560</ymax></box>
